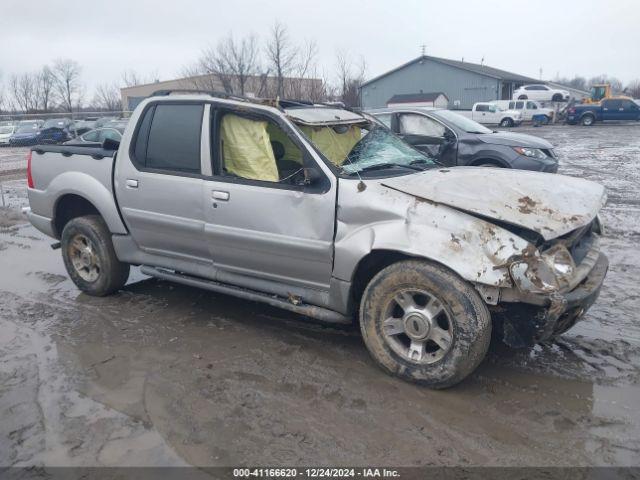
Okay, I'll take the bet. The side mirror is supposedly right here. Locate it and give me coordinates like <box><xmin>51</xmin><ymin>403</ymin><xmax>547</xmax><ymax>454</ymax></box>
<box><xmin>444</xmin><ymin>130</ymin><xmax>456</xmax><ymax>142</ymax></box>
<box><xmin>102</xmin><ymin>138</ymin><xmax>120</xmax><ymax>151</ymax></box>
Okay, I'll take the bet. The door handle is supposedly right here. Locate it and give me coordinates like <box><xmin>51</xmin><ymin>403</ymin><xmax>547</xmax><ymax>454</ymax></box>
<box><xmin>125</xmin><ymin>179</ymin><xmax>138</xmax><ymax>189</ymax></box>
<box><xmin>212</xmin><ymin>190</ymin><xmax>230</xmax><ymax>201</ymax></box>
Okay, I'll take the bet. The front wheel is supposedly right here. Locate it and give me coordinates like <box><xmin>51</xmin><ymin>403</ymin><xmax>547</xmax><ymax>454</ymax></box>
<box><xmin>61</xmin><ymin>215</ymin><xmax>130</xmax><ymax>296</ymax></box>
<box><xmin>359</xmin><ymin>260</ymin><xmax>492</xmax><ymax>388</ymax></box>
<box><xmin>500</xmin><ymin>118</ymin><xmax>514</xmax><ymax>127</ymax></box>
<box><xmin>518</xmin><ymin>95</ymin><xmax>527</xmax><ymax>100</ymax></box>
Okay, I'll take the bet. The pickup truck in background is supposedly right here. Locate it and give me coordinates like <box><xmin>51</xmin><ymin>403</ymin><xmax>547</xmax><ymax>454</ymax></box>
<box><xmin>492</xmin><ymin>100</ymin><xmax>554</xmax><ymax>124</ymax></box>
<box><xmin>566</xmin><ymin>98</ymin><xmax>640</xmax><ymax>125</ymax></box>
<box><xmin>453</xmin><ymin>102</ymin><xmax>522</xmax><ymax>127</ymax></box>
<box><xmin>26</xmin><ymin>90</ymin><xmax>608</xmax><ymax>388</ymax></box>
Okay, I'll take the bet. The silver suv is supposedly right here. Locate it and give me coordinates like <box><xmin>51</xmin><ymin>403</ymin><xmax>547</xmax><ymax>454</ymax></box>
<box><xmin>26</xmin><ymin>91</ymin><xmax>608</xmax><ymax>388</ymax></box>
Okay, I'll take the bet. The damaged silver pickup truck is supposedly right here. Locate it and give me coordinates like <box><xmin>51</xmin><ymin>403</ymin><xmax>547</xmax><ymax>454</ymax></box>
<box><xmin>26</xmin><ymin>91</ymin><xmax>608</xmax><ymax>388</ymax></box>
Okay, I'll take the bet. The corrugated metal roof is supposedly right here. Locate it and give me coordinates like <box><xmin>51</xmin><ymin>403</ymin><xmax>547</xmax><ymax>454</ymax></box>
<box><xmin>361</xmin><ymin>55</ymin><xmax>539</xmax><ymax>87</ymax></box>
<box><xmin>387</xmin><ymin>92</ymin><xmax>448</xmax><ymax>104</ymax></box>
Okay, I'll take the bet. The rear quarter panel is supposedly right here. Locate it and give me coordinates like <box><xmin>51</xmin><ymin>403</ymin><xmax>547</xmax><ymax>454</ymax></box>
<box><xmin>28</xmin><ymin>149</ymin><xmax>127</xmax><ymax>236</ymax></box>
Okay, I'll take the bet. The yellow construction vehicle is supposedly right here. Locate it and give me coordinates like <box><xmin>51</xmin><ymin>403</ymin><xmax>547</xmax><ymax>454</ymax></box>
<box><xmin>583</xmin><ymin>84</ymin><xmax>633</xmax><ymax>104</ymax></box>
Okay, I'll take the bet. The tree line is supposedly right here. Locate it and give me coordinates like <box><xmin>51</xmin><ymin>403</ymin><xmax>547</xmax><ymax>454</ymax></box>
<box><xmin>1</xmin><ymin>23</ymin><xmax>638</xmax><ymax>115</ymax></box>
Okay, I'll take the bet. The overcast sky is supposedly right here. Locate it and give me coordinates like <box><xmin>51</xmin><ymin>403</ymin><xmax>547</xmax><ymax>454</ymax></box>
<box><xmin>1</xmin><ymin>0</ymin><xmax>638</xmax><ymax>95</ymax></box>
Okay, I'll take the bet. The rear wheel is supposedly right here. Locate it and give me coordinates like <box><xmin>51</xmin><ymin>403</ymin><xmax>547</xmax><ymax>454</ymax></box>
<box><xmin>61</xmin><ymin>215</ymin><xmax>130</xmax><ymax>296</ymax></box>
<box><xmin>500</xmin><ymin>118</ymin><xmax>514</xmax><ymax>127</ymax></box>
<box><xmin>581</xmin><ymin>114</ymin><xmax>595</xmax><ymax>126</ymax></box>
<box><xmin>359</xmin><ymin>260</ymin><xmax>491</xmax><ymax>388</ymax></box>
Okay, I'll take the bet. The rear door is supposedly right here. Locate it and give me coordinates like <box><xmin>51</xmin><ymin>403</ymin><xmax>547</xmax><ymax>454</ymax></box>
<box><xmin>202</xmin><ymin>106</ymin><xmax>337</xmax><ymax>290</ymax></box>
<box><xmin>601</xmin><ymin>99</ymin><xmax>623</xmax><ymax>120</ymax></box>
<box><xmin>114</xmin><ymin>101</ymin><xmax>211</xmax><ymax>263</ymax></box>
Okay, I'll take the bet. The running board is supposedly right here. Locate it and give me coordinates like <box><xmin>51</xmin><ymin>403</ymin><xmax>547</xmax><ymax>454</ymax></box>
<box><xmin>140</xmin><ymin>266</ymin><xmax>352</xmax><ymax>325</ymax></box>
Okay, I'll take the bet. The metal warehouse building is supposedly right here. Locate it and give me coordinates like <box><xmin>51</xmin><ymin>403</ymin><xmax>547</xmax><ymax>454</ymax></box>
<box><xmin>360</xmin><ymin>55</ymin><xmax>539</xmax><ymax>110</ymax></box>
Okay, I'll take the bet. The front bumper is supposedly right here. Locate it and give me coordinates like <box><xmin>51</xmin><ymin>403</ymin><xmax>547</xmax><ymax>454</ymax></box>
<box><xmin>493</xmin><ymin>253</ymin><xmax>608</xmax><ymax>347</ymax></box>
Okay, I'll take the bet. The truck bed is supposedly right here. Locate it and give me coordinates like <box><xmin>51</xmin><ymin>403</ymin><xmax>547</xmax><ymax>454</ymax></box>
<box><xmin>27</xmin><ymin>144</ymin><xmax>124</xmax><ymax>238</ymax></box>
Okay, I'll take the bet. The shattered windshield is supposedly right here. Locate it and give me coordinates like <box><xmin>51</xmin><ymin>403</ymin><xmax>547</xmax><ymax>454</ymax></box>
<box><xmin>298</xmin><ymin>122</ymin><xmax>436</xmax><ymax>175</ymax></box>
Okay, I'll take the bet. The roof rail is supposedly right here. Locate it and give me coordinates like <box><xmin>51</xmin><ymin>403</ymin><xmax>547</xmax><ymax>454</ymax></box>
<box><xmin>150</xmin><ymin>89</ymin><xmax>251</xmax><ymax>103</ymax></box>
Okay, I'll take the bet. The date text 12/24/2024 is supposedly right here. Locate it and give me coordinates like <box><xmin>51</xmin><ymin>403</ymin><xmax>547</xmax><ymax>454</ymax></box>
<box><xmin>233</xmin><ymin>468</ymin><xmax>400</xmax><ymax>478</ymax></box>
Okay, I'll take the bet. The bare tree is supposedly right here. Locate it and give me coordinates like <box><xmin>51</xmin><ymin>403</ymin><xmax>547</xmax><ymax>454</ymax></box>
<box><xmin>52</xmin><ymin>59</ymin><xmax>84</xmax><ymax>112</ymax></box>
<box><xmin>626</xmin><ymin>79</ymin><xmax>640</xmax><ymax>99</ymax></box>
<box><xmin>335</xmin><ymin>51</ymin><xmax>366</xmax><ymax>107</ymax></box>
<box><xmin>93</xmin><ymin>82</ymin><xmax>122</xmax><ymax>111</ymax></box>
<box><xmin>9</xmin><ymin>73</ymin><xmax>39</xmax><ymax>112</ymax></box>
<box><xmin>121</xmin><ymin>69</ymin><xmax>159</xmax><ymax>87</ymax></box>
<box><xmin>588</xmin><ymin>75</ymin><xmax>623</xmax><ymax>93</ymax></box>
<box><xmin>554</xmin><ymin>75</ymin><xmax>587</xmax><ymax>92</ymax></box>
<box><xmin>193</xmin><ymin>33</ymin><xmax>261</xmax><ymax>95</ymax></box>
<box><xmin>37</xmin><ymin>66</ymin><xmax>55</xmax><ymax>112</ymax></box>
<box><xmin>265</xmin><ymin>22</ymin><xmax>297</xmax><ymax>98</ymax></box>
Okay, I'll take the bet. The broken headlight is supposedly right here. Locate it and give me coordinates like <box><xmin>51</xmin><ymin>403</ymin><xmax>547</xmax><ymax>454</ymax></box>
<box><xmin>510</xmin><ymin>245</ymin><xmax>576</xmax><ymax>294</ymax></box>
<box><xmin>513</xmin><ymin>146</ymin><xmax>548</xmax><ymax>160</ymax></box>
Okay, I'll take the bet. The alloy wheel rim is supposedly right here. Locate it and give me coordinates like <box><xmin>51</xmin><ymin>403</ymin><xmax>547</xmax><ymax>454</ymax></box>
<box><xmin>68</xmin><ymin>234</ymin><xmax>101</xmax><ymax>282</ymax></box>
<box><xmin>381</xmin><ymin>289</ymin><xmax>454</xmax><ymax>364</ymax></box>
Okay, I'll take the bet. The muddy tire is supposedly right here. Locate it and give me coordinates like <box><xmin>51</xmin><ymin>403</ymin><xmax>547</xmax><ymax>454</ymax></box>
<box><xmin>359</xmin><ymin>260</ymin><xmax>491</xmax><ymax>389</ymax></box>
<box><xmin>61</xmin><ymin>215</ymin><xmax>129</xmax><ymax>296</ymax></box>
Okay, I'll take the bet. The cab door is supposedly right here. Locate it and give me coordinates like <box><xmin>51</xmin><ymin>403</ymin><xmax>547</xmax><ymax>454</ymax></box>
<box><xmin>602</xmin><ymin>99</ymin><xmax>623</xmax><ymax>120</ymax></box>
<box><xmin>202</xmin><ymin>107</ymin><xmax>337</xmax><ymax>290</ymax></box>
<box><xmin>114</xmin><ymin>102</ymin><xmax>211</xmax><ymax>264</ymax></box>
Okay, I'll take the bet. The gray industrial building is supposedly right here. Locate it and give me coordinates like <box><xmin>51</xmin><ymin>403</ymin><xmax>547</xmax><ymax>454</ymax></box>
<box><xmin>360</xmin><ymin>55</ymin><xmax>539</xmax><ymax>110</ymax></box>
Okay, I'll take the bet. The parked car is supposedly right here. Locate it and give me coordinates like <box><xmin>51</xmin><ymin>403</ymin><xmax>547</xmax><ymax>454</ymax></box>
<box><xmin>492</xmin><ymin>100</ymin><xmax>554</xmax><ymax>123</ymax></box>
<box><xmin>0</xmin><ymin>125</ymin><xmax>17</xmax><ymax>145</ymax></box>
<box><xmin>566</xmin><ymin>98</ymin><xmax>640</xmax><ymax>125</ymax></box>
<box><xmin>94</xmin><ymin>116</ymin><xmax>118</xmax><ymax>128</ymax></box>
<box><xmin>103</xmin><ymin>119</ymin><xmax>129</xmax><ymax>130</ymax></box>
<box><xmin>9</xmin><ymin>123</ymin><xmax>41</xmax><ymax>146</ymax></box>
<box><xmin>368</xmin><ymin>107</ymin><xmax>558</xmax><ymax>172</ymax></box>
<box><xmin>64</xmin><ymin>127</ymin><xmax>124</xmax><ymax>146</ymax></box>
<box><xmin>70</xmin><ymin>120</ymin><xmax>97</xmax><ymax>136</ymax></box>
<box><xmin>35</xmin><ymin>118</ymin><xmax>74</xmax><ymax>144</ymax></box>
<box><xmin>513</xmin><ymin>84</ymin><xmax>570</xmax><ymax>102</ymax></box>
<box><xmin>18</xmin><ymin>119</ymin><xmax>44</xmax><ymax>128</ymax></box>
<box><xmin>26</xmin><ymin>91</ymin><xmax>608</xmax><ymax>388</ymax></box>
<box><xmin>453</xmin><ymin>102</ymin><xmax>522</xmax><ymax>127</ymax></box>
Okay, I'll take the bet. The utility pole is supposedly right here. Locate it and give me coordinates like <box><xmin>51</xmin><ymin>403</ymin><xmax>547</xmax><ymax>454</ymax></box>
<box><xmin>539</xmin><ymin>67</ymin><xmax>543</xmax><ymax>80</ymax></box>
<box><xmin>420</xmin><ymin>44</ymin><xmax>426</xmax><ymax>56</ymax></box>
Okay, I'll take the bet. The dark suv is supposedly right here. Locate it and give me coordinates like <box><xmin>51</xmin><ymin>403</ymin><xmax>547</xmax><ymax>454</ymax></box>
<box><xmin>368</xmin><ymin>107</ymin><xmax>558</xmax><ymax>172</ymax></box>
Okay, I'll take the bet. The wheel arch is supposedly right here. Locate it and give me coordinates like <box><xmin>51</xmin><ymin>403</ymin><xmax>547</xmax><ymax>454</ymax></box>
<box><xmin>49</xmin><ymin>172</ymin><xmax>128</xmax><ymax>238</ymax></box>
<box><xmin>468</xmin><ymin>156</ymin><xmax>510</xmax><ymax>168</ymax></box>
<box><xmin>334</xmin><ymin>206</ymin><xmax>529</xmax><ymax>314</ymax></box>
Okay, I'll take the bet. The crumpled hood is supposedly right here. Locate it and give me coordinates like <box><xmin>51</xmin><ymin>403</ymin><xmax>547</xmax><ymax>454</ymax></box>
<box><xmin>382</xmin><ymin>167</ymin><xmax>606</xmax><ymax>240</ymax></box>
<box><xmin>479</xmin><ymin>131</ymin><xmax>553</xmax><ymax>149</ymax></box>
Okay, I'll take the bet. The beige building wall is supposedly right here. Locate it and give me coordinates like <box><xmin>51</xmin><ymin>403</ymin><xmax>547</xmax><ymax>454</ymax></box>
<box><xmin>121</xmin><ymin>74</ymin><xmax>324</xmax><ymax>111</ymax></box>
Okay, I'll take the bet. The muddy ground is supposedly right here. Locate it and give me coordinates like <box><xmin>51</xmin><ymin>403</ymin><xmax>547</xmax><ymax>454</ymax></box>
<box><xmin>1</xmin><ymin>124</ymin><xmax>639</xmax><ymax>469</ymax></box>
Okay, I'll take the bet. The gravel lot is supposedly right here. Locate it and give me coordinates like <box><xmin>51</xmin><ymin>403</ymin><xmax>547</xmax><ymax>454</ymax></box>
<box><xmin>1</xmin><ymin>123</ymin><xmax>639</xmax><ymax>468</ymax></box>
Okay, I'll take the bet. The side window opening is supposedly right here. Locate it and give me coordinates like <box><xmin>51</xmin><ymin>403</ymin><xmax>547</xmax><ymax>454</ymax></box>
<box><xmin>219</xmin><ymin>113</ymin><xmax>306</xmax><ymax>185</ymax></box>
<box><xmin>398</xmin><ymin>113</ymin><xmax>445</xmax><ymax>137</ymax></box>
<box><xmin>146</xmin><ymin>104</ymin><xmax>203</xmax><ymax>173</ymax></box>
